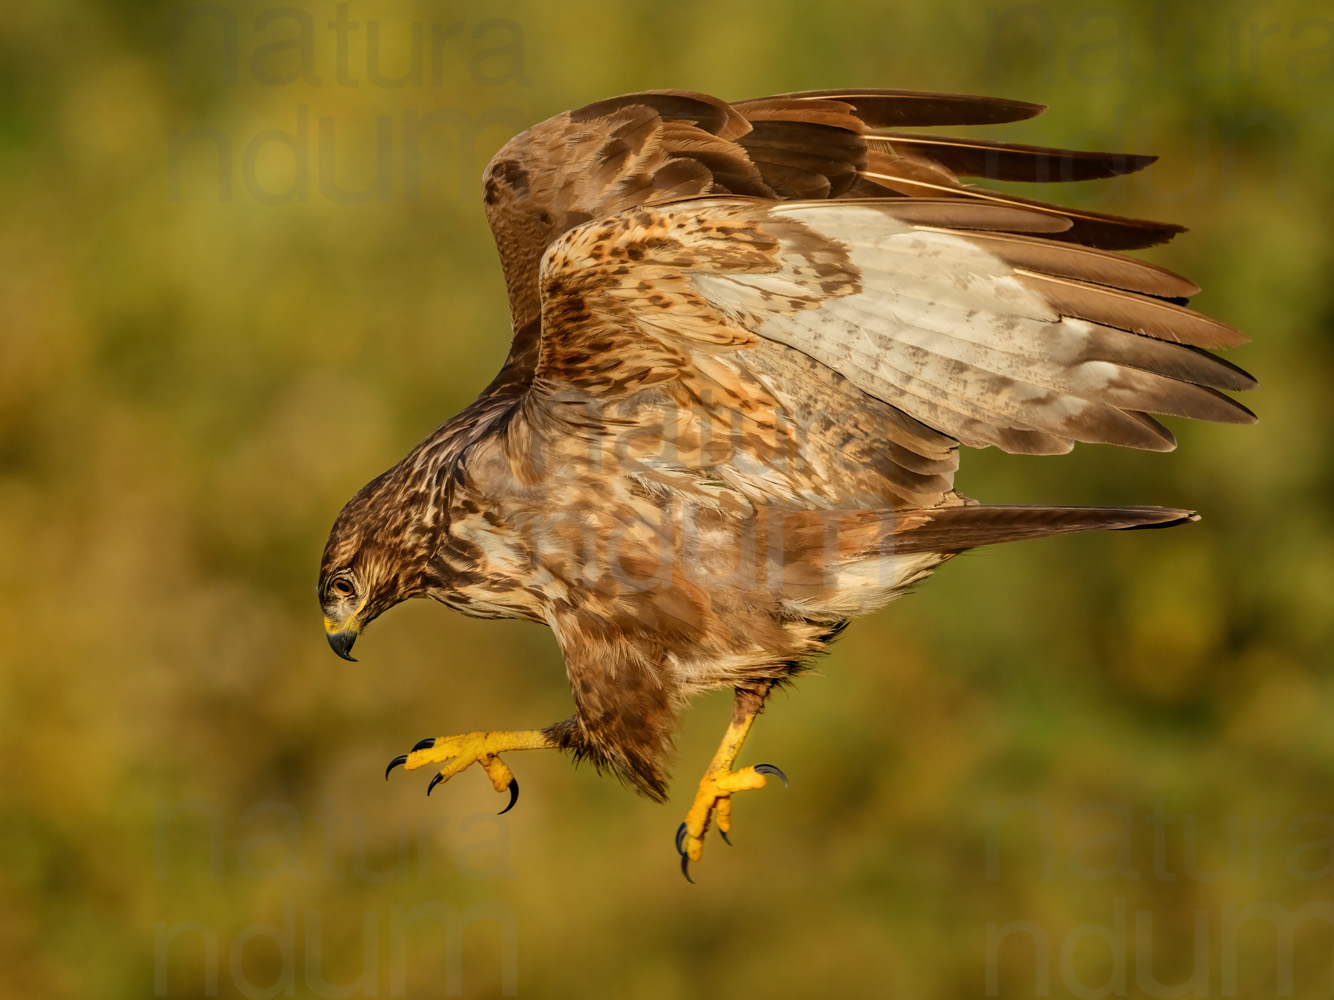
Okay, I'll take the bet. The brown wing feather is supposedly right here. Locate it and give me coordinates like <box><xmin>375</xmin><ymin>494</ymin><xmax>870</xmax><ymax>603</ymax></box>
<box><xmin>483</xmin><ymin>87</ymin><xmax>1183</xmax><ymax>337</ymax></box>
<box><xmin>857</xmin><ymin>150</ymin><xmax>1185</xmax><ymax>249</ymax></box>
<box><xmin>868</xmin><ymin>133</ymin><xmax>1158</xmax><ymax>182</ymax></box>
<box><xmin>738</xmin><ymin>89</ymin><xmax>1046</xmax><ymax>127</ymax></box>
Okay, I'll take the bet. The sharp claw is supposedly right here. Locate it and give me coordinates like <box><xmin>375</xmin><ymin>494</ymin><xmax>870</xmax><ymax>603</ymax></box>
<box><xmin>675</xmin><ymin>822</ymin><xmax>688</xmax><ymax>857</ymax></box>
<box><xmin>427</xmin><ymin>772</ymin><xmax>444</xmax><ymax>797</ymax></box>
<box><xmin>412</xmin><ymin>737</ymin><xmax>436</xmax><ymax>752</ymax></box>
<box><xmin>680</xmin><ymin>852</ymin><xmax>694</xmax><ymax>884</ymax></box>
<box><xmin>719</xmin><ymin>828</ymin><xmax>732</xmax><ymax>846</ymax></box>
<box><xmin>385</xmin><ymin>754</ymin><xmax>408</xmax><ymax>780</ymax></box>
<box><xmin>755</xmin><ymin>763</ymin><xmax>789</xmax><ymax>788</ymax></box>
<box><xmin>498</xmin><ymin>778</ymin><xmax>519</xmax><ymax>815</ymax></box>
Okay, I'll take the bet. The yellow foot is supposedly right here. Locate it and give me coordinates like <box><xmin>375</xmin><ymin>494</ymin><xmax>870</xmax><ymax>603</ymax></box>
<box><xmin>676</xmin><ymin>763</ymin><xmax>787</xmax><ymax>882</ymax></box>
<box><xmin>385</xmin><ymin>729</ymin><xmax>551</xmax><ymax>814</ymax></box>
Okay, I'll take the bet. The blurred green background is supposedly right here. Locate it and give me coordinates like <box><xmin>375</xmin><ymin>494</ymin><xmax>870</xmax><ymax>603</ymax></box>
<box><xmin>2</xmin><ymin>0</ymin><xmax>1332</xmax><ymax>997</ymax></box>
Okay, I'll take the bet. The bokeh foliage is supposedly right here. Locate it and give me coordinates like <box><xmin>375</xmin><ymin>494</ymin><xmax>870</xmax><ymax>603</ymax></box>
<box><xmin>2</xmin><ymin>0</ymin><xmax>1332</xmax><ymax>997</ymax></box>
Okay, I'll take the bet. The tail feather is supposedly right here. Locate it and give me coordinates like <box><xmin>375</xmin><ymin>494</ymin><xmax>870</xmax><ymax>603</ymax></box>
<box><xmin>885</xmin><ymin>504</ymin><xmax>1198</xmax><ymax>555</ymax></box>
<box><xmin>764</xmin><ymin>504</ymin><xmax>1196</xmax><ymax>617</ymax></box>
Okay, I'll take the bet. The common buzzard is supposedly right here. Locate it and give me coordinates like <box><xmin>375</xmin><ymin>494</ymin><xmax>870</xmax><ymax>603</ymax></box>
<box><xmin>318</xmin><ymin>89</ymin><xmax>1253</xmax><ymax>879</ymax></box>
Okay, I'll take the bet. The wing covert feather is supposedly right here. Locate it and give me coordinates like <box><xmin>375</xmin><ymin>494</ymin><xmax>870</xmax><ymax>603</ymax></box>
<box><xmin>531</xmin><ymin>197</ymin><xmax>1254</xmax><ymax>468</ymax></box>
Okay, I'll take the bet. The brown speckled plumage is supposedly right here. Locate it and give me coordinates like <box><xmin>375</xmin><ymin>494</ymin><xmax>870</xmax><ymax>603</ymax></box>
<box><xmin>319</xmin><ymin>88</ymin><xmax>1254</xmax><ymax>800</ymax></box>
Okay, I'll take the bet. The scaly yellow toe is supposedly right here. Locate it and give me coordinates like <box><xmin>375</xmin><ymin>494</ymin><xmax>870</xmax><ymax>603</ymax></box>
<box><xmin>386</xmin><ymin>729</ymin><xmax>553</xmax><ymax>811</ymax></box>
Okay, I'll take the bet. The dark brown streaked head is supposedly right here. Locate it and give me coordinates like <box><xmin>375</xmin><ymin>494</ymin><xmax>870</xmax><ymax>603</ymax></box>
<box><xmin>318</xmin><ymin>466</ymin><xmax>442</xmax><ymax>661</ymax></box>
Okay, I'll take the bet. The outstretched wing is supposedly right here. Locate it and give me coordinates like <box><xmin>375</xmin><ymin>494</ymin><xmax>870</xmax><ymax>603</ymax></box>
<box><xmin>518</xmin><ymin>196</ymin><xmax>1253</xmax><ymax>510</ymax></box>
<box><xmin>479</xmin><ymin>88</ymin><xmax>1182</xmax><ymax>400</ymax></box>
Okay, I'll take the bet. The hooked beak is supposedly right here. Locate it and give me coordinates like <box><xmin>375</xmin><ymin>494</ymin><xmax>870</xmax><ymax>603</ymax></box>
<box><xmin>324</xmin><ymin>617</ymin><xmax>360</xmax><ymax>661</ymax></box>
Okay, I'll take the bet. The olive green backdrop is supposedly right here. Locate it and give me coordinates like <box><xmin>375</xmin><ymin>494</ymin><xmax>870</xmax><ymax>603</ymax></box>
<box><xmin>3</xmin><ymin>0</ymin><xmax>1331</xmax><ymax>997</ymax></box>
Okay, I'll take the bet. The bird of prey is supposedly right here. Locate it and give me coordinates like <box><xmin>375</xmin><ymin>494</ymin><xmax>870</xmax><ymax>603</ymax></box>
<box><xmin>319</xmin><ymin>88</ymin><xmax>1254</xmax><ymax>879</ymax></box>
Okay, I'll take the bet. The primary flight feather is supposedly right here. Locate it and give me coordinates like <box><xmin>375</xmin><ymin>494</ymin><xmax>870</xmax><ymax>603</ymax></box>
<box><xmin>318</xmin><ymin>88</ymin><xmax>1254</xmax><ymax>877</ymax></box>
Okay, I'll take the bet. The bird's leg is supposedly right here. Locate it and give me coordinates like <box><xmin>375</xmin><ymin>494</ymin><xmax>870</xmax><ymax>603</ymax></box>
<box><xmin>385</xmin><ymin>729</ymin><xmax>556</xmax><ymax>814</ymax></box>
<box><xmin>677</xmin><ymin>684</ymin><xmax>787</xmax><ymax>879</ymax></box>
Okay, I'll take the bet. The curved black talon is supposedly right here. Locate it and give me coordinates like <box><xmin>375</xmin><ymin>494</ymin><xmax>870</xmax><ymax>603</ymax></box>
<box><xmin>675</xmin><ymin>823</ymin><xmax>696</xmax><ymax>883</ymax></box>
<box><xmin>412</xmin><ymin>737</ymin><xmax>436</xmax><ymax>752</ymax></box>
<box><xmin>385</xmin><ymin>754</ymin><xmax>408</xmax><ymax>780</ymax></box>
<box><xmin>498</xmin><ymin>778</ymin><xmax>519</xmax><ymax>815</ymax></box>
<box><xmin>719</xmin><ymin>829</ymin><xmax>732</xmax><ymax>846</ymax></box>
<box><xmin>754</xmin><ymin>763</ymin><xmax>789</xmax><ymax>788</ymax></box>
<box><xmin>427</xmin><ymin>772</ymin><xmax>445</xmax><ymax>797</ymax></box>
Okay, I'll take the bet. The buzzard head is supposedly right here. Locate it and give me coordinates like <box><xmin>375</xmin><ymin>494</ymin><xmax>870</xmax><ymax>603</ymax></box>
<box><xmin>318</xmin><ymin>468</ymin><xmax>440</xmax><ymax>661</ymax></box>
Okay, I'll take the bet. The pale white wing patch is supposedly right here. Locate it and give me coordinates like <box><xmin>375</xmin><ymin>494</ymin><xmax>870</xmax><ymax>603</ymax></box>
<box><xmin>688</xmin><ymin>201</ymin><xmax>1252</xmax><ymax>453</ymax></box>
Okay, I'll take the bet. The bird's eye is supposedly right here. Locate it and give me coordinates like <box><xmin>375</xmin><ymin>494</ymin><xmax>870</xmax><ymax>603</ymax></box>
<box><xmin>331</xmin><ymin>579</ymin><xmax>355</xmax><ymax>598</ymax></box>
